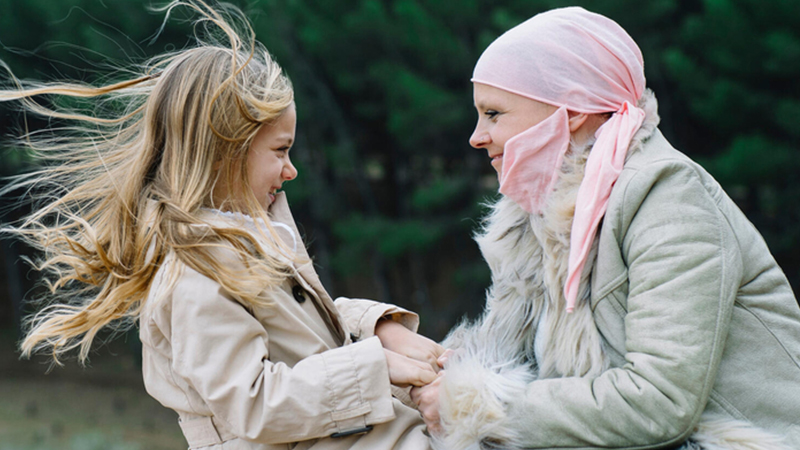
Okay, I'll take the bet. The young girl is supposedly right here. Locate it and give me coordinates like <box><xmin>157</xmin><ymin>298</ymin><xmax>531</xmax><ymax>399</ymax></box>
<box><xmin>2</xmin><ymin>2</ymin><xmax>441</xmax><ymax>449</ymax></box>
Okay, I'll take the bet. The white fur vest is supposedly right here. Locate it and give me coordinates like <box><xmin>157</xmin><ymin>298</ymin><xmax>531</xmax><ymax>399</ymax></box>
<box><xmin>434</xmin><ymin>91</ymin><xmax>791</xmax><ymax>450</ymax></box>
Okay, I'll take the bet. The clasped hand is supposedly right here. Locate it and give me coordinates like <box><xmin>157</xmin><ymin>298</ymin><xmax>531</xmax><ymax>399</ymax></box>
<box><xmin>375</xmin><ymin>319</ymin><xmax>447</xmax><ymax>435</ymax></box>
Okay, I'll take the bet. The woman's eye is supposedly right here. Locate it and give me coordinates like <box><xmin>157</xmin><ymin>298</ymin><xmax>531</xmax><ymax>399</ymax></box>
<box><xmin>484</xmin><ymin>110</ymin><xmax>499</xmax><ymax>120</ymax></box>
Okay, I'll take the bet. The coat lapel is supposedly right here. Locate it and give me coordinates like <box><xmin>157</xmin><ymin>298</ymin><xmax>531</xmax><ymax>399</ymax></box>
<box><xmin>269</xmin><ymin>193</ymin><xmax>346</xmax><ymax>345</ymax></box>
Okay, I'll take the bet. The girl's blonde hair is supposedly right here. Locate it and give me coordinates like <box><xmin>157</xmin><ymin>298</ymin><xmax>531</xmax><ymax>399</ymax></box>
<box><xmin>1</xmin><ymin>1</ymin><xmax>297</xmax><ymax>364</ymax></box>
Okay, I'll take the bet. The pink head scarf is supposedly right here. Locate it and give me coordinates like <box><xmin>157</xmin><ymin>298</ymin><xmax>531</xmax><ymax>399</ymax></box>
<box><xmin>472</xmin><ymin>7</ymin><xmax>646</xmax><ymax>312</ymax></box>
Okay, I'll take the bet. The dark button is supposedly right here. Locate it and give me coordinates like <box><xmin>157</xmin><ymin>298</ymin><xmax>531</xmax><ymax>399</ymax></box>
<box><xmin>330</xmin><ymin>425</ymin><xmax>373</xmax><ymax>438</ymax></box>
<box><xmin>292</xmin><ymin>285</ymin><xmax>307</xmax><ymax>303</ymax></box>
<box><xmin>349</xmin><ymin>333</ymin><xmax>358</xmax><ymax>343</ymax></box>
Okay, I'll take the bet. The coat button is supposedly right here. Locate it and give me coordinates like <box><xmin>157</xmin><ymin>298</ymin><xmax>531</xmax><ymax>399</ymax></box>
<box><xmin>292</xmin><ymin>285</ymin><xmax>307</xmax><ymax>303</ymax></box>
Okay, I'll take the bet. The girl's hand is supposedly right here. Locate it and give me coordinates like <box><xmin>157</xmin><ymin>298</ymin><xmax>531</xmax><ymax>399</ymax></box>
<box><xmin>376</xmin><ymin>319</ymin><xmax>446</xmax><ymax>372</ymax></box>
<box><xmin>410</xmin><ymin>371</ymin><xmax>444</xmax><ymax>435</ymax></box>
<box><xmin>383</xmin><ymin>349</ymin><xmax>437</xmax><ymax>387</ymax></box>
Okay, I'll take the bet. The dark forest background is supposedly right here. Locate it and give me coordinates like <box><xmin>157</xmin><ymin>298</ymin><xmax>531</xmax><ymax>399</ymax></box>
<box><xmin>0</xmin><ymin>1</ymin><xmax>798</xmax><ymax>446</ymax></box>
<box><xmin>3</xmin><ymin>0</ymin><xmax>800</xmax><ymax>345</ymax></box>
<box><xmin>3</xmin><ymin>0</ymin><xmax>799</xmax><ymax>342</ymax></box>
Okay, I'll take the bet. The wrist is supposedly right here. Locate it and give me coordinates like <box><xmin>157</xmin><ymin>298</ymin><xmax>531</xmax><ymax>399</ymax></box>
<box><xmin>375</xmin><ymin>317</ymin><xmax>406</xmax><ymax>346</ymax></box>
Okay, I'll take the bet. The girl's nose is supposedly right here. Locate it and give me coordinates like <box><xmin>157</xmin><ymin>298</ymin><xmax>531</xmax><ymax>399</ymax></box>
<box><xmin>283</xmin><ymin>160</ymin><xmax>298</xmax><ymax>181</ymax></box>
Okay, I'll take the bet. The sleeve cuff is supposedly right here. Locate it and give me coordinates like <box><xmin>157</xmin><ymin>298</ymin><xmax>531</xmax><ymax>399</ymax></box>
<box><xmin>334</xmin><ymin>297</ymin><xmax>420</xmax><ymax>340</ymax></box>
<box><xmin>321</xmin><ymin>336</ymin><xmax>396</xmax><ymax>433</ymax></box>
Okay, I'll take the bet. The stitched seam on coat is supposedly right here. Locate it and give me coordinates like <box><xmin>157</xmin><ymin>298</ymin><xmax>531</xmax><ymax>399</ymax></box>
<box><xmin>587</xmin><ymin>164</ymin><xmax>639</xmax><ymax>313</ymax></box>
<box><xmin>708</xmin><ymin>389</ymin><xmax>748</xmax><ymax>421</ymax></box>
<box><xmin>348</xmin><ymin>344</ymin><xmax>367</xmax><ymax>421</ymax></box>
<box><xmin>623</xmin><ymin>163</ymin><xmax>729</xmax><ymax>446</ymax></box>
<box><xmin>321</xmin><ymin>352</ymin><xmax>340</xmax><ymax>433</ymax></box>
<box><xmin>592</xmin><ymin>272</ymin><xmax>628</xmax><ymax>312</ymax></box>
<box><xmin>688</xmin><ymin>202</ymin><xmax>728</xmax><ymax>441</ymax></box>
<box><xmin>646</xmin><ymin>191</ymin><xmax>729</xmax><ymax>449</ymax></box>
<box><xmin>358</xmin><ymin>303</ymin><xmax>385</xmax><ymax>338</ymax></box>
<box><xmin>355</xmin><ymin>303</ymin><xmax>377</xmax><ymax>339</ymax></box>
<box><xmin>164</xmin><ymin>279</ymin><xmax>200</xmax><ymax>416</ymax></box>
<box><xmin>609</xmin><ymin>290</ymin><xmax>628</xmax><ymax>318</ymax></box>
<box><xmin>148</xmin><ymin>255</ymin><xmax>198</xmax><ymax>415</ymax></box>
<box><xmin>736</xmin><ymin>301</ymin><xmax>800</xmax><ymax>370</ymax></box>
<box><xmin>168</xmin><ymin>357</ymin><xmax>200</xmax><ymax>415</ymax></box>
<box><xmin>619</xmin><ymin>166</ymin><xmax>641</xmax><ymax>245</ymax></box>
<box><xmin>330</xmin><ymin>403</ymin><xmax>371</xmax><ymax>421</ymax></box>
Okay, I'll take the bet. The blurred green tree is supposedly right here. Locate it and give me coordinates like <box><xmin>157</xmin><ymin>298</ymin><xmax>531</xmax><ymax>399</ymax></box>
<box><xmin>0</xmin><ymin>0</ymin><xmax>798</xmax><ymax>342</ymax></box>
<box><xmin>662</xmin><ymin>0</ymin><xmax>800</xmax><ymax>286</ymax></box>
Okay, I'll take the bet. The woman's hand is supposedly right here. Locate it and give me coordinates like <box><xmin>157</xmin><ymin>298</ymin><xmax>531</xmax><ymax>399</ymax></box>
<box><xmin>375</xmin><ymin>319</ymin><xmax>446</xmax><ymax>372</ymax></box>
<box><xmin>410</xmin><ymin>371</ymin><xmax>444</xmax><ymax>435</ymax></box>
<box><xmin>384</xmin><ymin>349</ymin><xmax>438</xmax><ymax>387</ymax></box>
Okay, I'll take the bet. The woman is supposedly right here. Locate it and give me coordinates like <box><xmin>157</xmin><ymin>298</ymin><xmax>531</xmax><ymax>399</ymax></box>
<box><xmin>411</xmin><ymin>7</ymin><xmax>800</xmax><ymax>450</ymax></box>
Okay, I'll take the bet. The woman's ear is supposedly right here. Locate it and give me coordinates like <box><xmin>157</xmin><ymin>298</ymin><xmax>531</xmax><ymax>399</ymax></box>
<box><xmin>567</xmin><ymin>110</ymin><xmax>590</xmax><ymax>133</ymax></box>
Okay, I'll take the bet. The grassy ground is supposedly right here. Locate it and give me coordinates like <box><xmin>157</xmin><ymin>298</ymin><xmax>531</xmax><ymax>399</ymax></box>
<box><xmin>0</xmin><ymin>333</ymin><xmax>185</xmax><ymax>450</ymax></box>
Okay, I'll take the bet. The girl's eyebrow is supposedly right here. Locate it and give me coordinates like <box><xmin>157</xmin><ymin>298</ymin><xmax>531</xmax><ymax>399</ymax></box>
<box><xmin>274</xmin><ymin>133</ymin><xmax>294</xmax><ymax>145</ymax></box>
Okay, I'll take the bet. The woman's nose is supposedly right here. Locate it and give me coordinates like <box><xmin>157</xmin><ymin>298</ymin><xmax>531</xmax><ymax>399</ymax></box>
<box><xmin>283</xmin><ymin>160</ymin><xmax>298</xmax><ymax>181</ymax></box>
<box><xmin>469</xmin><ymin>126</ymin><xmax>489</xmax><ymax>149</ymax></box>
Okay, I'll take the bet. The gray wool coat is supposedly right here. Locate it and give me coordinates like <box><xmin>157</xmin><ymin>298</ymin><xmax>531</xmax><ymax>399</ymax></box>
<box><xmin>529</xmin><ymin>130</ymin><xmax>800</xmax><ymax>447</ymax></box>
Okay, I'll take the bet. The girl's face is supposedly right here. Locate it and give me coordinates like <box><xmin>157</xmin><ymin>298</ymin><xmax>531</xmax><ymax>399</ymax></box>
<box><xmin>246</xmin><ymin>103</ymin><xmax>298</xmax><ymax>209</ymax></box>
<box><xmin>469</xmin><ymin>83</ymin><xmax>558</xmax><ymax>177</ymax></box>
<box><xmin>214</xmin><ymin>104</ymin><xmax>298</xmax><ymax>211</ymax></box>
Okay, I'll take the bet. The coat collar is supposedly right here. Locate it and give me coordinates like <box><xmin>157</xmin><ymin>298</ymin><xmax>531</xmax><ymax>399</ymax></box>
<box><xmin>194</xmin><ymin>194</ymin><xmax>347</xmax><ymax>345</ymax></box>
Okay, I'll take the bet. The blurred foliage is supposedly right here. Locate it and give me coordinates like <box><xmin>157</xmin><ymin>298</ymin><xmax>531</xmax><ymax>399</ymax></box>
<box><xmin>661</xmin><ymin>0</ymin><xmax>800</xmax><ymax>277</ymax></box>
<box><xmin>0</xmin><ymin>0</ymin><xmax>799</xmax><ymax>341</ymax></box>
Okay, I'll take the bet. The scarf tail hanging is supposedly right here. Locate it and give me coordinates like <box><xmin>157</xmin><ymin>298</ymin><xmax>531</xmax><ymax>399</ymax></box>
<box><xmin>564</xmin><ymin>101</ymin><xmax>645</xmax><ymax>312</ymax></box>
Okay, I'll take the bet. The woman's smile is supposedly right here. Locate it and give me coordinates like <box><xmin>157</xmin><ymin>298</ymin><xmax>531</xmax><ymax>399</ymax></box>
<box><xmin>490</xmin><ymin>153</ymin><xmax>503</xmax><ymax>172</ymax></box>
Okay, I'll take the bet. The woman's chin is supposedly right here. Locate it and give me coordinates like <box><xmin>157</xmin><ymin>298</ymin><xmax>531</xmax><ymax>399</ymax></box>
<box><xmin>491</xmin><ymin>157</ymin><xmax>503</xmax><ymax>175</ymax></box>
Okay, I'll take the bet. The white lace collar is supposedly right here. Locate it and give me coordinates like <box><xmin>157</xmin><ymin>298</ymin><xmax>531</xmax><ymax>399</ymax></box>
<box><xmin>202</xmin><ymin>208</ymin><xmax>298</xmax><ymax>254</ymax></box>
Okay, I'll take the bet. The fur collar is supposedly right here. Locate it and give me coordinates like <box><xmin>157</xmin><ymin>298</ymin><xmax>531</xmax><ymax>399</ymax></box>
<box><xmin>457</xmin><ymin>89</ymin><xmax>661</xmax><ymax>380</ymax></box>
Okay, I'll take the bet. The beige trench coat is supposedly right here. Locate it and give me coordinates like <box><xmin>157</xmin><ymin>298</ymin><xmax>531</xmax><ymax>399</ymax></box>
<box><xmin>139</xmin><ymin>193</ymin><xmax>430</xmax><ymax>450</ymax></box>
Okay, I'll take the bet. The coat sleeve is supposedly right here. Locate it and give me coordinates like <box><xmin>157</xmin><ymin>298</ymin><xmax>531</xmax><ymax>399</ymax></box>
<box><xmin>447</xmin><ymin>159</ymin><xmax>744</xmax><ymax>449</ymax></box>
<box><xmin>334</xmin><ymin>297</ymin><xmax>420</xmax><ymax>339</ymax></box>
<box><xmin>168</xmin><ymin>268</ymin><xmax>396</xmax><ymax>444</ymax></box>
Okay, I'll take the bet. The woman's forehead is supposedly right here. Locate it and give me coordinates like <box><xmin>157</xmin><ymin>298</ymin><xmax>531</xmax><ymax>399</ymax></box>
<box><xmin>473</xmin><ymin>83</ymin><xmax>537</xmax><ymax>109</ymax></box>
<box><xmin>472</xmin><ymin>83</ymin><xmax>507</xmax><ymax>107</ymax></box>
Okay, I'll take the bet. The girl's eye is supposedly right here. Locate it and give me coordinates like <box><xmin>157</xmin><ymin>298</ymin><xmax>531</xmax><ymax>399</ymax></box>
<box><xmin>484</xmin><ymin>110</ymin><xmax>499</xmax><ymax>120</ymax></box>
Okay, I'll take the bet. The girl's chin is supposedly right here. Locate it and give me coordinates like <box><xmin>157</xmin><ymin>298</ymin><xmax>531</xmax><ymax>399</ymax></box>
<box><xmin>268</xmin><ymin>193</ymin><xmax>276</xmax><ymax>205</ymax></box>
